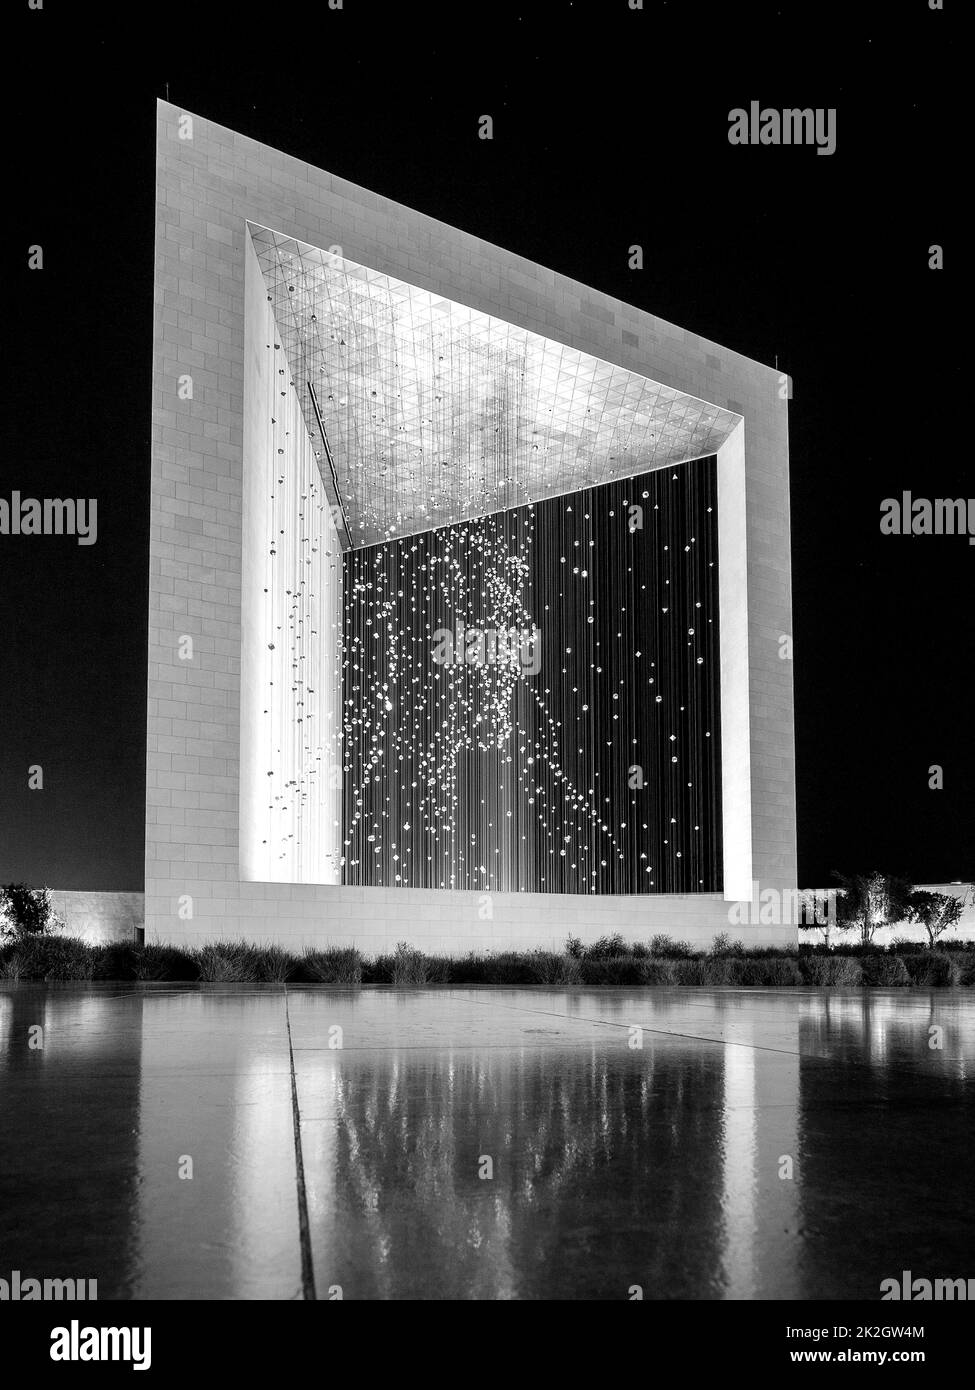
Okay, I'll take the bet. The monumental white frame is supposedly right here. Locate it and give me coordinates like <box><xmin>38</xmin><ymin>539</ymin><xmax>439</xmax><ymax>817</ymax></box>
<box><xmin>147</xmin><ymin>101</ymin><xmax>796</xmax><ymax>950</ymax></box>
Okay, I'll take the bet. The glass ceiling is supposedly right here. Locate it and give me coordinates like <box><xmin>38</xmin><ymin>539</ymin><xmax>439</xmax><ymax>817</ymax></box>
<box><xmin>249</xmin><ymin>223</ymin><xmax>740</xmax><ymax>548</ymax></box>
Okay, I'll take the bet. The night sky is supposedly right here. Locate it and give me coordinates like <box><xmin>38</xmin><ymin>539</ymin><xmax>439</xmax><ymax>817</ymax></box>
<box><xmin>1</xmin><ymin>0</ymin><xmax>969</xmax><ymax>891</ymax></box>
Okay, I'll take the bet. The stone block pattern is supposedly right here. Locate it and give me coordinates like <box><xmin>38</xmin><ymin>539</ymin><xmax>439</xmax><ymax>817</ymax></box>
<box><xmin>47</xmin><ymin>891</ymin><xmax>144</xmax><ymax>944</ymax></box>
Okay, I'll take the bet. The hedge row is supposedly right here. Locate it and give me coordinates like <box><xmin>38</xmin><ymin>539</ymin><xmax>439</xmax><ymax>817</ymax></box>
<box><xmin>2</xmin><ymin>937</ymin><xmax>974</xmax><ymax>986</ymax></box>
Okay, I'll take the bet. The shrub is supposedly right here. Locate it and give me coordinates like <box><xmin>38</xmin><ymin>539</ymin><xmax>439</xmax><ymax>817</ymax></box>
<box><xmin>558</xmin><ymin>954</ymin><xmax>584</xmax><ymax>985</ymax></box>
<box><xmin>424</xmin><ymin>956</ymin><xmax>452</xmax><ymax>984</ymax></box>
<box><xmin>364</xmin><ymin>953</ymin><xmax>393</xmax><ymax>984</ymax></box>
<box><xmin>662</xmin><ymin>939</ymin><xmax>692</xmax><ymax>961</ymax></box>
<box><xmin>672</xmin><ymin>959</ymin><xmax>710</xmax><ymax>985</ymax></box>
<box><xmin>42</xmin><ymin>939</ymin><xmax>95</xmax><ymax>981</ymax></box>
<box><xmin>300</xmin><ymin>947</ymin><xmax>362</xmax><ymax>984</ymax></box>
<box><xmin>134</xmin><ymin>944</ymin><xmax>199</xmax><ymax>981</ymax></box>
<box><xmin>479</xmin><ymin>951</ymin><xmax>538</xmax><ymax>984</ymax></box>
<box><xmin>91</xmin><ymin>943</ymin><xmax>140</xmax><ymax>980</ymax></box>
<box><xmin>0</xmin><ymin>948</ymin><xmax>22</xmax><ymax>981</ymax></box>
<box><xmin>955</xmin><ymin>952</ymin><xmax>975</xmax><ymax>986</ymax></box>
<box><xmin>734</xmin><ymin>956</ymin><xmax>803</xmax><ymax>986</ymax></box>
<box><xmin>673</xmin><ymin>956</ymin><xmax>756</xmax><ymax>989</ymax></box>
<box><xmin>709</xmin><ymin>932</ymin><xmax>745</xmax><ymax>958</ymax></box>
<box><xmin>658</xmin><ymin>937</ymin><xmax>694</xmax><ymax>959</ymax></box>
<box><xmin>1</xmin><ymin>936</ymin><xmax>95</xmax><ymax>981</ymax></box>
<box><xmin>677</xmin><ymin>956</ymin><xmax>784</xmax><ymax>984</ymax></box>
<box><xmin>639</xmin><ymin>958</ymin><xmax>679</xmax><ymax>984</ymax></box>
<box><xmin>565</xmin><ymin>936</ymin><xmax>585</xmax><ymax>960</ymax></box>
<box><xmin>579</xmin><ymin>956</ymin><xmax>644</xmax><ymax>985</ymax></box>
<box><xmin>702</xmin><ymin>957</ymin><xmax>739</xmax><ymax>984</ymax></box>
<box><xmin>583</xmin><ymin>934</ymin><xmax>629</xmax><ymax>960</ymax></box>
<box><xmin>194</xmin><ymin>942</ymin><xmax>261</xmax><ymax>983</ymax></box>
<box><xmin>799</xmin><ymin>955</ymin><xmax>863</xmax><ymax>986</ymax></box>
<box><xmin>526</xmin><ymin>950</ymin><xmax>582</xmax><ymax>985</ymax></box>
<box><xmin>252</xmin><ymin>945</ymin><xmax>299</xmax><ymax>982</ymax></box>
<box><xmin>1</xmin><ymin>935</ymin><xmax>969</xmax><ymax>989</ymax></box>
<box><xmin>391</xmin><ymin>942</ymin><xmax>429</xmax><ymax>985</ymax></box>
<box><xmin>443</xmin><ymin>952</ymin><xmax>488</xmax><ymax>984</ymax></box>
<box><xmin>834</xmin><ymin>942</ymin><xmax>907</xmax><ymax>959</ymax></box>
<box><xmin>859</xmin><ymin>954</ymin><xmax>910</xmax><ymax>987</ymax></box>
<box><xmin>770</xmin><ymin>957</ymin><xmax>804</xmax><ymax>986</ymax></box>
<box><xmin>900</xmin><ymin>953</ymin><xmax>959</xmax><ymax>987</ymax></box>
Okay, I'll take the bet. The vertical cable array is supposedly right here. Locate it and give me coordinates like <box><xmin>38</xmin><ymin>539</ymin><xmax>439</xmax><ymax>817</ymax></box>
<box><xmin>341</xmin><ymin>456</ymin><xmax>721</xmax><ymax>893</ymax></box>
<box><xmin>245</xmin><ymin>226</ymin><xmax>733</xmax><ymax>894</ymax></box>
<box><xmin>257</xmin><ymin>308</ymin><xmax>343</xmax><ymax>882</ymax></box>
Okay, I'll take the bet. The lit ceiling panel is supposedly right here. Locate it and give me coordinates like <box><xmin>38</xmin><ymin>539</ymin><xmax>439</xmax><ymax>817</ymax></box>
<box><xmin>249</xmin><ymin>223</ymin><xmax>741</xmax><ymax>548</ymax></box>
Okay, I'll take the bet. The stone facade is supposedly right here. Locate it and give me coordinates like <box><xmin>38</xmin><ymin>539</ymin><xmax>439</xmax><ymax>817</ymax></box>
<box><xmin>147</xmin><ymin>101</ymin><xmax>797</xmax><ymax>951</ymax></box>
<box><xmin>47</xmin><ymin>891</ymin><xmax>144</xmax><ymax>944</ymax></box>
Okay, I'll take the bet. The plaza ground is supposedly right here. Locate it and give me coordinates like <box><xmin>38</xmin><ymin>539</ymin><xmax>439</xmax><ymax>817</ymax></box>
<box><xmin>1</xmin><ymin>984</ymin><xmax>973</xmax><ymax>1299</ymax></box>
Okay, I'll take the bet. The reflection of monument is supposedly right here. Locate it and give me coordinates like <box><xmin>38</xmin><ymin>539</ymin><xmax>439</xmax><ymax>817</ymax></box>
<box><xmin>292</xmin><ymin>990</ymin><xmax>803</xmax><ymax>1299</ymax></box>
<box><xmin>133</xmin><ymin>992</ymin><xmax>302</xmax><ymax>1298</ymax></box>
<box><xmin>722</xmin><ymin>1027</ymin><xmax>801</xmax><ymax>1299</ymax></box>
<box><xmin>306</xmin><ymin>1048</ymin><xmax>728</xmax><ymax>1298</ymax></box>
<box><xmin>0</xmin><ymin>988</ymin><xmax>143</xmax><ymax>1296</ymax></box>
<box><xmin>17</xmin><ymin>988</ymin><xmax>974</xmax><ymax>1300</ymax></box>
<box><xmin>0</xmin><ymin>987</ymin><xmax>804</xmax><ymax>1299</ymax></box>
<box><xmin>0</xmin><ymin>989</ymin><xmax>308</xmax><ymax>1299</ymax></box>
<box><xmin>798</xmin><ymin>992</ymin><xmax>975</xmax><ymax>1300</ymax></box>
<box><xmin>148</xmin><ymin>102</ymin><xmax>797</xmax><ymax>952</ymax></box>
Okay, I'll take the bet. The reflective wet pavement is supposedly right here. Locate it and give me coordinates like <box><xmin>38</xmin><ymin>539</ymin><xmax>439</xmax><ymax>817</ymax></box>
<box><xmin>1</xmin><ymin>986</ymin><xmax>973</xmax><ymax>1299</ymax></box>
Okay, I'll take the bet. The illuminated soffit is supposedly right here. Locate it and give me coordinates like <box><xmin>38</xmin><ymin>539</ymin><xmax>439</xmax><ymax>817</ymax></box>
<box><xmin>249</xmin><ymin>223</ymin><xmax>741</xmax><ymax>549</ymax></box>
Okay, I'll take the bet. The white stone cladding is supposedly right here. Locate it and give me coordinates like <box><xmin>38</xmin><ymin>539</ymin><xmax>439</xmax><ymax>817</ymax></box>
<box><xmin>147</xmin><ymin>101</ymin><xmax>797</xmax><ymax>951</ymax></box>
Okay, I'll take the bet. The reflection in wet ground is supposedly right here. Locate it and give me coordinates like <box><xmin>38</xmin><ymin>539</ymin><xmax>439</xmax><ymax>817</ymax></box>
<box><xmin>1</xmin><ymin>985</ymin><xmax>972</xmax><ymax>1299</ymax></box>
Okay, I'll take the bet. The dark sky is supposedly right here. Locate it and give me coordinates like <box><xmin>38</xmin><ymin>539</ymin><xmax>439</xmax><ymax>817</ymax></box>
<box><xmin>1</xmin><ymin>0</ymin><xmax>969</xmax><ymax>892</ymax></box>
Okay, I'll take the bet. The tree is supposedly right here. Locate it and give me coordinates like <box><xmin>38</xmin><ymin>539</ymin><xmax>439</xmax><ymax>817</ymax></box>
<box><xmin>907</xmin><ymin>889</ymin><xmax>964</xmax><ymax>949</ymax></box>
<box><xmin>0</xmin><ymin>884</ymin><xmax>57</xmax><ymax>941</ymax></box>
<box><xmin>831</xmin><ymin>870</ymin><xmax>913</xmax><ymax>947</ymax></box>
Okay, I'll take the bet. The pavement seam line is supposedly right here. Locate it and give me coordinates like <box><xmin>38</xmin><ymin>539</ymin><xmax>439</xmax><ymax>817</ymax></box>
<box><xmin>284</xmin><ymin>988</ymin><xmax>318</xmax><ymax>1302</ymax></box>
<box><xmin>432</xmin><ymin>990</ymin><xmax>816</xmax><ymax>1061</ymax></box>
